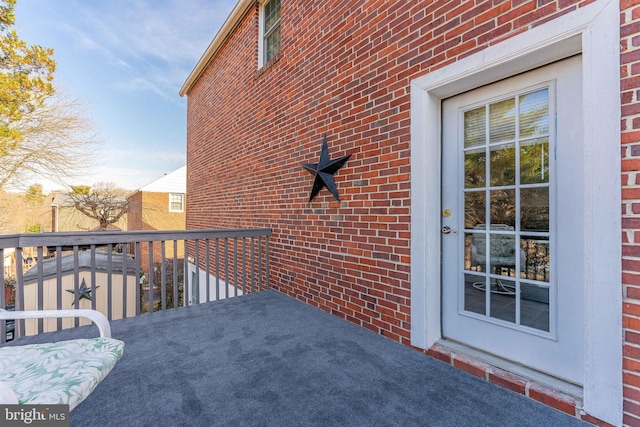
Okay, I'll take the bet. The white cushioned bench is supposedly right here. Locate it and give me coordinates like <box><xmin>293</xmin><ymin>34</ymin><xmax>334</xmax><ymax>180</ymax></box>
<box><xmin>0</xmin><ymin>309</ymin><xmax>124</xmax><ymax>411</ymax></box>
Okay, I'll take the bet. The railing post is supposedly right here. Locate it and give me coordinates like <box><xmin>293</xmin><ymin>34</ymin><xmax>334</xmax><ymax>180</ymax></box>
<box><xmin>0</xmin><ymin>248</ymin><xmax>5</xmax><ymax>345</ymax></box>
<box><xmin>258</xmin><ymin>237</ymin><xmax>263</xmax><ymax>291</ymax></box>
<box><xmin>148</xmin><ymin>242</ymin><xmax>154</xmax><ymax>313</ymax></box>
<box><xmin>224</xmin><ymin>238</ymin><xmax>229</xmax><ymax>299</ymax></box>
<box><xmin>194</xmin><ymin>239</ymin><xmax>200</xmax><ymax>304</ymax></box>
<box><xmin>266</xmin><ymin>235</ymin><xmax>270</xmax><ymax>290</ymax></box>
<box><xmin>242</xmin><ymin>238</ymin><xmax>247</xmax><ymax>294</ymax></box>
<box><xmin>36</xmin><ymin>246</ymin><xmax>44</xmax><ymax>334</ymax></box>
<box><xmin>122</xmin><ymin>243</ymin><xmax>128</xmax><ymax>319</ymax></box>
<box><xmin>107</xmin><ymin>244</ymin><xmax>113</xmax><ymax>321</ymax></box>
<box><xmin>172</xmin><ymin>240</ymin><xmax>178</xmax><ymax>308</ymax></box>
<box><xmin>73</xmin><ymin>246</ymin><xmax>80</xmax><ymax>328</ymax></box>
<box><xmin>205</xmin><ymin>239</ymin><xmax>210</xmax><ymax>303</ymax></box>
<box><xmin>183</xmin><ymin>240</ymin><xmax>189</xmax><ymax>307</ymax></box>
<box><xmin>251</xmin><ymin>237</ymin><xmax>255</xmax><ymax>292</ymax></box>
<box><xmin>15</xmin><ymin>247</ymin><xmax>24</xmax><ymax>338</ymax></box>
<box><xmin>161</xmin><ymin>241</ymin><xmax>166</xmax><ymax>311</ymax></box>
<box><xmin>135</xmin><ymin>242</ymin><xmax>141</xmax><ymax>316</ymax></box>
<box><xmin>215</xmin><ymin>238</ymin><xmax>220</xmax><ymax>301</ymax></box>
<box><xmin>234</xmin><ymin>238</ymin><xmax>238</xmax><ymax>297</ymax></box>
<box><xmin>56</xmin><ymin>247</ymin><xmax>63</xmax><ymax>330</ymax></box>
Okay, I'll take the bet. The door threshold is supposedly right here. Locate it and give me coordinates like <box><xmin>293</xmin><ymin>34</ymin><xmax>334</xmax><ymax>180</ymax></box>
<box><xmin>430</xmin><ymin>339</ymin><xmax>584</xmax><ymax>416</ymax></box>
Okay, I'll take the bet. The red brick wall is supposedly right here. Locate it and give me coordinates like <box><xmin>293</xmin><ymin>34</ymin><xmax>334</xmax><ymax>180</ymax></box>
<box><xmin>127</xmin><ymin>191</ymin><xmax>186</xmax><ymax>271</ymax></box>
<box><xmin>187</xmin><ymin>0</ymin><xmax>629</xmax><ymax>423</ymax></box>
<box><xmin>128</xmin><ymin>192</ymin><xmax>145</xmax><ymax>231</ymax></box>
<box><xmin>622</xmin><ymin>1</ymin><xmax>640</xmax><ymax>426</ymax></box>
<box><xmin>128</xmin><ymin>191</ymin><xmax>186</xmax><ymax>232</ymax></box>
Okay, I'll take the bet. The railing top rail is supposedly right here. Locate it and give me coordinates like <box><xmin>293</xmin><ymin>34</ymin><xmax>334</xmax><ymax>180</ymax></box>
<box><xmin>0</xmin><ymin>228</ymin><xmax>272</xmax><ymax>249</ymax></box>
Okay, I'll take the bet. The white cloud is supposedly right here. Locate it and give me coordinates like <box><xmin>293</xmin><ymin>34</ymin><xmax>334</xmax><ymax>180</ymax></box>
<box><xmin>67</xmin><ymin>0</ymin><xmax>236</xmax><ymax>99</ymax></box>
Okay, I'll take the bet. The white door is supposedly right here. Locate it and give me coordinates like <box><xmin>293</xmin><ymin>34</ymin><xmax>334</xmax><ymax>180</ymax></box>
<box><xmin>441</xmin><ymin>56</ymin><xmax>584</xmax><ymax>384</ymax></box>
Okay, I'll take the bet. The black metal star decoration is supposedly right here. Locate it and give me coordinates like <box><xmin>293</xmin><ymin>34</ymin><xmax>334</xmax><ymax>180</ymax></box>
<box><xmin>66</xmin><ymin>278</ymin><xmax>98</xmax><ymax>306</ymax></box>
<box><xmin>302</xmin><ymin>135</ymin><xmax>351</xmax><ymax>202</ymax></box>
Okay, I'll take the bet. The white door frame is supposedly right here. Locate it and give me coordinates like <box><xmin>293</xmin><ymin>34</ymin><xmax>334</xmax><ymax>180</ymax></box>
<box><xmin>409</xmin><ymin>0</ymin><xmax>620</xmax><ymax>424</ymax></box>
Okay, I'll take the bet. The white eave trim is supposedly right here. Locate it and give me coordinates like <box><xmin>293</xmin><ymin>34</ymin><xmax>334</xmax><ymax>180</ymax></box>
<box><xmin>179</xmin><ymin>0</ymin><xmax>255</xmax><ymax>97</ymax></box>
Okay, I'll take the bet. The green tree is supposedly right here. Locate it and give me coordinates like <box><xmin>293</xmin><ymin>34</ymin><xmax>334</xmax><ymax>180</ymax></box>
<box><xmin>26</xmin><ymin>223</ymin><xmax>42</xmax><ymax>233</ymax></box>
<box><xmin>70</xmin><ymin>185</ymin><xmax>91</xmax><ymax>195</ymax></box>
<box><xmin>0</xmin><ymin>0</ymin><xmax>55</xmax><ymax>153</ymax></box>
<box><xmin>23</xmin><ymin>183</ymin><xmax>44</xmax><ymax>206</ymax></box>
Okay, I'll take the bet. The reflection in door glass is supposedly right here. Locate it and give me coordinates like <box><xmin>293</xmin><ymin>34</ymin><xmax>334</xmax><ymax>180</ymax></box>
<box><xmin>521</xmin><ymin>187</ymin><xmax>549</xmax><ymax>232</ymax></box>
<box><xmin>520</xmin><ymin>283</ymin><xmax>550</xmax><ymax>332</ymax></box>
<box><xmin>464</xmin><ymin>273</ymin><xmax>486</xmax><ymax>315</ymax></box>
<box><xmin>489</xmin><ymin>98</ymin><xmax>515</xmax><ymax>142</ymax></box>
<box><xmin>490</xmin><ymin>278</ymin><xmax>516</xmax><ymax>324</ymax></box>
<box><xmin>464</xmin><ymin>192</ymin><xmax>485</xmax><ymax>229</ymax></box>
<box><xmin>465</xmin><ymin>233</ymin><xmax>486</xmax><ymax>272</ymax></box>
<box><xmin>465</xmin><ymin>148</ymin><xmax>486</xmax><ymax>188</ymax></box>
<box><xmin>519</xmin><ymin>89</ymin><xmax>549</xmax><ymax>138</ymax></box>
<box><xmin>464</xmin><ymin>107</ymin><xmax>486</xmax><ymax>148</ymax></box>
<box><xmin>521</xmin><ymin>236</ymin><xmax>550</xmax><ymax>282</ymax></box>
<box><xmin>459</xmin><ymin>87</ymin><xmax>552</xmax><ymax>335</ymax></box>
<box><xmin>490</xmin><ymin>143</ymin><xmax>516</xmax><ymax>186</ymax></box>
<box><xmin>490</xmin><ymin>190</ymin><xmax>515</xmax><ymax>228</ymax></box>
<box><xmin>520</xmin><ymin>138</ymin><xmax>549</xmax><ymax>184</ymax></box>
<box><xmin>489</xmin><ymin>232</ymin><xmax>517</xmax><ymax>278</ymax></box>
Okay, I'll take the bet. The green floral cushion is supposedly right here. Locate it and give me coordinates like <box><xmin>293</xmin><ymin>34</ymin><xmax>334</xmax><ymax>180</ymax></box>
<box><xmin>0</xmin><ymin>337</ymin><xmax>124</xmax><ymax>411</ymax></box>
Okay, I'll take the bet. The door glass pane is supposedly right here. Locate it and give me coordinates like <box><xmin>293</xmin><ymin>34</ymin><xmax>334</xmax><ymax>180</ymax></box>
<box><xmin>521</xmin><ymin>187</ymin><xmax>549</xmax><ymax>232</ymax></box>
<box><xmin>466</xmin><ymin>232</ymin><xmax>486</xmax><ymax>272</ymax></box>
<box><xmin>490</xmin><ymin>143</ymin><xmax>516</xmax><ymax>186</ymax></box>
<box><xmin>456</xmin><ymin>85</ymin><xmax>554</xmax><ymax>336</ymax></box>
<box><xmin>465</xmin><ymin>192</ymin><xmax>485</xmax><ymax>229</ymax></box>
<box><xmin>464</xmin><ymin>107</ymin><xmax>486</xmax><ymax>148</ymax></box>
<box><xmin>490</xmin><ymin>190</ymin><xmax>515</xmax><ymax>227</ymax></box>
<box><xmin>464</xmin><ymin>273</ymin><xmax>486</xmax><ymax>315</ymax></box>
<box><xmin>465</xmin><ymin>148</ymin><xmax>486</xmax><ymax>188</ymax></box>
<box><xmin>490</xmin><ymin>278</ymin><xmax>516</xmax><ymax>323</ymax></box>
<box><xmin>489</xmin><ymin>232</ymin><xmax>516</xmax><ymax>278</ymax></box>
<box><xmin>520</xmin><ymin>138</ymin><xmax>549</xmax><ymax>184</ymax></box>
<box><xmin>519</xmin><ymin>89</ymin><xmax>549</xmax><ymax>138</ymax></box>
<box><xmin>489</xmin><ymin>98</ymin><xmax>515</xmax><ymax>143</ymax></box>
<box><xmin>521</xmin><ymin>236</ymin><xmax>550</xmax><ymax>282</ymax></box>
<box><xmin>520</xmin><ymin>283</ymin><xmax>550</xmax><ymax>332</ymax></box>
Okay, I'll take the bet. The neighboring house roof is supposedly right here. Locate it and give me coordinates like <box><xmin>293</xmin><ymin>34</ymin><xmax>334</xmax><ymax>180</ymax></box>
<box><xmin>50</xmin><ymin>193</ymin><xmax>75</xmax><ymax>207</ymax></box>
<box><xmin>23</xmin><ymin>251</ymin><xmax>137</xmax><ymax>284</ymax></box>
<box><xmin>135</xmin><ymin>166</ymin><xmax>186</xmax><ymax>194</ymax></box>
<box><xmin>180</xmin><ymin>0</ymin><xmax>254</xmax><ymax>96</ymax></box>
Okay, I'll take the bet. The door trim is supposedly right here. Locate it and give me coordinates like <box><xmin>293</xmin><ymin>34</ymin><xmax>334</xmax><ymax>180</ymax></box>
<box><xmin>409</xmin><ymin>0</ymin><xmax>620</xmax><ymax>424</ymax></box>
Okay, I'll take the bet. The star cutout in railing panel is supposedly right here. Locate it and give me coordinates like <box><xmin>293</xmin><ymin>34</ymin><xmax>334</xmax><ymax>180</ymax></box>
<box><xmin>66</xmin><ymin>278</ymin><xmax>98</xmax><ymax>306</ymax></box>
<box><xmin>302</xmin><ymin>135</ymin><xmax>351</xmax><ymax>202</ymax></box>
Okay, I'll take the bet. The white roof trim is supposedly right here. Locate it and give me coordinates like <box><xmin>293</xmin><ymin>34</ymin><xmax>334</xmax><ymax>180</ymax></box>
<box><xmin>137</xmin><ymin>166</ymin><xmax>186</xmax><ymax>194</ymax></box>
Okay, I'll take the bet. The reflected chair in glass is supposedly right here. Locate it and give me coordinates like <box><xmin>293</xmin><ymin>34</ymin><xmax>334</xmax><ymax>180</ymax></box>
<box><xmin>470</xmin><ymin>224</ymin><xmax>525</xmax><ymax>295</ymax></box>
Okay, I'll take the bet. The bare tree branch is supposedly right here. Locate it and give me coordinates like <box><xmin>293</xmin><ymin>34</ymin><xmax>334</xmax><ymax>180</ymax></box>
<box><xmin>68</xmin><ymin>182</ymin><xmax>130</xmax><ymax>231</ymax></box>
<box><xmin>0</xmin><ymin>91</ymin><xmax>100</xmax><ymax>190</ymax></box>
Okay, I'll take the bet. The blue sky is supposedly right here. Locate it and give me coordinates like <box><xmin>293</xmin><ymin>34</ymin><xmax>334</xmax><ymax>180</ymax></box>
<box><xmin>14</xmin><ymin>0</ymin><xmax>237</xmax><ymax>192</ymax></box>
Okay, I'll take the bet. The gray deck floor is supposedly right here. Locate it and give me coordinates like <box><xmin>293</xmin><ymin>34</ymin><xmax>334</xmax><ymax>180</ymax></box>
<box><xmin>11</xmin><ymin>290</ymin><xmax>586</xmax><ymax>426</ymax></box>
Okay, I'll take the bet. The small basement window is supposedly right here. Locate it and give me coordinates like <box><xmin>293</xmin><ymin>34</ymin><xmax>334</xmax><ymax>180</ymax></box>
<box><xmin>169</xmin><ymin>193</ymin><xmax>184</xmax><ymax>212</ymax></box>
<box><xmin>261</xmin><ymin>0</ymin><xmax>281</xmax><ymax>65</ymax></box>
